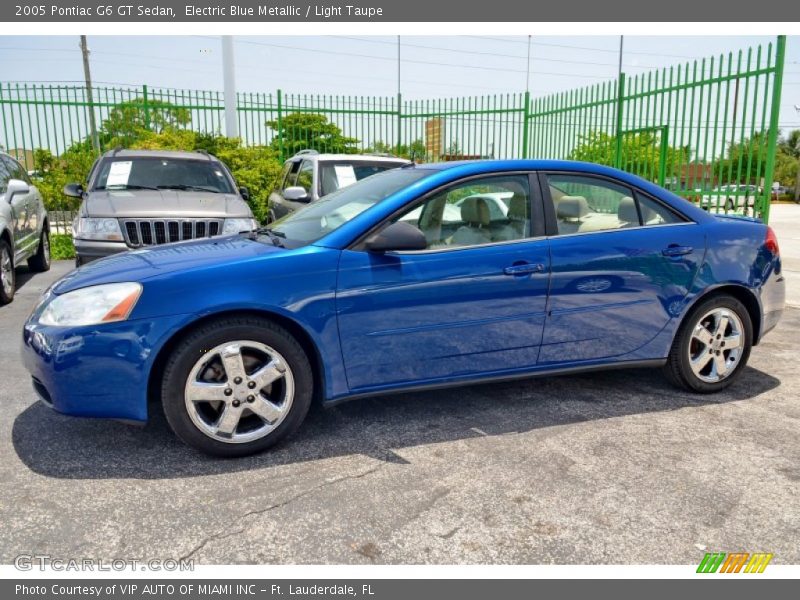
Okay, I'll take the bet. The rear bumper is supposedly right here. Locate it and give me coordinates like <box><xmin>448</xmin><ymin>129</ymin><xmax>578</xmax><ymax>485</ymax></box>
<box><xmin>73</xmin><ymin>239</ymin><xmax>129</xmax><ymax>264</ymax></box>
<box><xmin>758</xmin><ymin>260</ymin><xmax>785</xmax><ymax>343</ymax></box>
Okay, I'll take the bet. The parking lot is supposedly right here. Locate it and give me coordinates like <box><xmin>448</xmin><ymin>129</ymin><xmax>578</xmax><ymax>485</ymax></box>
<box><xmin>1</xmin><ymin>205</ymin><xmax>799</xmax><ymax>565</ymax></box>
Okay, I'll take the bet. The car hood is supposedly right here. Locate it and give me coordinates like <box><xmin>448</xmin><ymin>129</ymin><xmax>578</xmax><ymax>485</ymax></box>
<box><xmin>53</xmin><ymin>235</ymin><xmax>287</xmax><ymax>294</ymax></box>
<box><xmin>83</xmin><ymin>190</ymin><xmax>251</xmax><ymax>218</ymax></box>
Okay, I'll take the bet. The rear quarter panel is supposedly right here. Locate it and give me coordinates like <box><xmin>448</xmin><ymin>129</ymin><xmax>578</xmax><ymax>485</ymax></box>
<box><xmin>686</xmin><ymin>215</ymin><xmax>783</xmax><ymax>343</ymax></box>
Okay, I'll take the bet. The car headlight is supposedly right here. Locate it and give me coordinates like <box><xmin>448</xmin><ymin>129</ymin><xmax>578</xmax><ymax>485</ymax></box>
<box><xmin>39</xmin><ymin>283</ymin><xmax>142</xmax><ymax>327</ymax></box>
<box><xmin>222</xmin><ymin>218</ymin><xmax>258</xmax><ymax>235</ymax></box>
<box><xmin>73</xmin><ymin>217</ymin><xmax>124</xmax><ymax>241</ymax></box>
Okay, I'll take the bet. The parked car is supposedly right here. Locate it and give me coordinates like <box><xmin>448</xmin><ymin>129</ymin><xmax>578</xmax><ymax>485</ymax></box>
<box><xmin>23</xmin><ymin>160</ymin><xmax>784</xmax><ymax>456</ymax></box>
<box><xmin>700</xmin><ymin>184</ymin><xmax>762</xmax><ymax>212</ymax></box>
<box><xmin>65</xmin><ymin>149</ymin><xmax>257</xmax><ymax>266</ymax></box>
<box><xmin>0</xmin><ymin>151</ymin><xmax>50</xmax><ymax>305</ymax></box>
<box><xmin>267</xmin><ymin>150</ymin><xmax>410</xmax><ymax>222</ymax></box>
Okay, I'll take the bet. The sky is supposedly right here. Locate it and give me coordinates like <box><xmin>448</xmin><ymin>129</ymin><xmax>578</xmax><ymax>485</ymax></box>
<box><xmin>1</xmin><ymin>34</ymin><xmax>799</xmax><ymax>130</ymax></box>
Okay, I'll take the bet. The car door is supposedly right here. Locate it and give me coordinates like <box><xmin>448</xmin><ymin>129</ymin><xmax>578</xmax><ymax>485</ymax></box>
<box><xmin>269</xmin><ymin>160</ymin><xmax>301</xmax><ymax>219</ymax></box>
<box><xmin>538</xmin><ymin>172</ymin><xmax>705</xmax><ymax>365</ymax></box>
<box><xmin>1</xmin><ymin>156</ymin><xmax>34</xmax><ymax>256</ymax></box>
<box><xmin>336</xmin><ymin>173</ymin><xmax>551</xmax><ymax>392</ymax></box>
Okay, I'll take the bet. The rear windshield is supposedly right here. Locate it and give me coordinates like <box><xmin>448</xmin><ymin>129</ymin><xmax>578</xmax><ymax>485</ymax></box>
<box><xmin>93</xmin><ymin>157</ymin><xmax>235</xmax><ymax>194</ymax></box>
<box><xmin>319</xmin><ymin>160</ymin><xmax>407</xmax><ymax>196</ymax></box>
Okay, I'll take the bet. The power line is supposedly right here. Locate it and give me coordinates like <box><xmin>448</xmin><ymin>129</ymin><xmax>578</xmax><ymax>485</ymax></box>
<box><xmin>333</xmin><ymin>35</ymin><xmax>660</xmax><ymax>69</ymax></box>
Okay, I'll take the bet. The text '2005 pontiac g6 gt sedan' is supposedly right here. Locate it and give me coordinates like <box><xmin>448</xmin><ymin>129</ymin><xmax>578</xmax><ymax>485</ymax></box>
<box><xmin>22</xmin><ymin>160</ymin><xmax>785</xmax><ymax>456</ymax></box>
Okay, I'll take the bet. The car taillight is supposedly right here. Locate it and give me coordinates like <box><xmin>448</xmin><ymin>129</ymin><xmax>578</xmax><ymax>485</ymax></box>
<box><xmin>765</xmin><ymin>226</ymin><xmax>780</xmax><ymax>256</ymax></box>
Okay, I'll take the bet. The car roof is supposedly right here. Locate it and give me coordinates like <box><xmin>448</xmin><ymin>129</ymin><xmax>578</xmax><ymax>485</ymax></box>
<box><xmin>288</xmin><ymin>153</ymin><xmax>410</xmax><ymax>164</ymax></box>
<box><xmin>101</xmin><ymin>149</ymin><xmax>217</xmax><ymax>161</ymax></box>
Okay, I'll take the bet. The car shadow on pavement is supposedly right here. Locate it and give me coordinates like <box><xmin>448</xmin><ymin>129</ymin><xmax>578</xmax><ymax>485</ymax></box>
<box><xmin>13</xmin><ymin>265</ymin><xmax>37</xmax><ymax>292</ymax></box>
<box><xmin>12</xmin><ymin>365</ymin><xmax>780</xmax><ymax>480</ymax></box>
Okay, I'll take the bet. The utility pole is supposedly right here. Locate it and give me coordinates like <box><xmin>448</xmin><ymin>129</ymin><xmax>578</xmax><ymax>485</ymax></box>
<box><xmin>617</xmin><ymin>35</ymin><xmax>624</xmax><ymax>81</ymax></box>
<box><xmin>525</xmin><ymin>35</ymin><xmax>531</xmax><ymax>93</ymax></box>
<box><xmin>80</xmin><ymin>35</ymin><xmax>100</xmax><ymax>153</ymax></box>
<box><xmin>222</xmin><ymin>35</ymin><xmax>238</xmax><ymax>138</ymax></box>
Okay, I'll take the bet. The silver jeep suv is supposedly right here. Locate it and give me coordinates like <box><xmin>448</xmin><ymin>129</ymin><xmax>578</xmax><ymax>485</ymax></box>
<box><xmin>267</xmin><ymin>150</ymin><xmax>410</xmax><ymax>222</ymax></box>
<box><xmin>65</xmin><ymin>149</ymin><xmax>257</xmax><ymax>266</ymax></box>
<box><xmin>0</xmin><ymin>151</ymin><xmax>50</xmax><ymax>305</ymax></box>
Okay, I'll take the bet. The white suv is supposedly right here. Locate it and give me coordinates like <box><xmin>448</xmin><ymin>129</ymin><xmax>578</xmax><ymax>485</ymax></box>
<box><xmin>267</xmin><ymin>150</ymin><xmax>410</xmax><ymax>222</ymax></box>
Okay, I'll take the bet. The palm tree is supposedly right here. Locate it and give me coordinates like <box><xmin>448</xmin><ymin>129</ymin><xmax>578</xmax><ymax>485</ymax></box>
<box><xmin>780</xmin><ymin>130</ymin><xmax>800</xmax><ymax>202</ymax></box>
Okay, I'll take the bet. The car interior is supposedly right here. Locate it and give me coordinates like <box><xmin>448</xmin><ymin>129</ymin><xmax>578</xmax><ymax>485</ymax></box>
<box><xmin>397</xmin><ymin>177</ymin><xmax>532</xmax><ymax>249</ymax></box>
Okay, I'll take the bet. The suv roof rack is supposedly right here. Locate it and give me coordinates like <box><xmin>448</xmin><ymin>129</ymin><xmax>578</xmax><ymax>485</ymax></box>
<box><xmin>111</xmin><ymin>146</ymin><xmax>124</xmax><ymax>156</ymax></box>
<box><xmin>293</xmin><ymin>149</ymin><xmax>319</xmax><ymax>157</ymax></box>
<box><xmin>195</xmin><ymin>149</ymin><xmax>213</xmax><ymax>160</ymax></box>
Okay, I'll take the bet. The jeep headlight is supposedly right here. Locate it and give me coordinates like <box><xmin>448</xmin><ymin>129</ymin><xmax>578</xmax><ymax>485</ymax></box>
<box><xmin>39</xmin><ymin>283</ymin><xmax>142</xmax><ymax>327</ymax></box>
<box><xmin>222</xmin><ymin>218</ymin><xmax>258</xmax><ymax>235</ymax></box>
<box><xmin>73</xmin><ymin>217</ymin><xmax>124</xmax><ymax>241</ymax></box>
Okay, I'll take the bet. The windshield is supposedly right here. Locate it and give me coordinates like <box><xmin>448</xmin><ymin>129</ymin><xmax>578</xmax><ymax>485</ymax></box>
<box><xmin>93</xmin><ymin>158</ymin><xmax>235</xmax><ymax>193</ymax></box>
<box><xmin>319</xmin><ymin>161</ymin><xmax>408</xmax><ymax>196</ymax></box>
<box><xmin>270</xmin><ymin>168</ymin><xmax>429</xmax><ymax>245</ymax></box>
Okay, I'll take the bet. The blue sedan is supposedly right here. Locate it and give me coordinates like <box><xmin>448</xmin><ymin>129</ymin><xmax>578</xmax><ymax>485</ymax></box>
<box><xmin>22</xmin><ymin>160</ymin><xmax>785</xmax><ymax>456</ymax></box>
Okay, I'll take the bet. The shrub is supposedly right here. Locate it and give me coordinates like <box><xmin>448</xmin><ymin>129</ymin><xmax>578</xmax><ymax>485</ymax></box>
<box><xmin>49</xmin><ymin>234</ymin><xmax>75</xmax><ymax>260</ymax></box>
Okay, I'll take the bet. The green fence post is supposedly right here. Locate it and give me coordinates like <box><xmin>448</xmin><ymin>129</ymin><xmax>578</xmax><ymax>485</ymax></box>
<box><xmin>521</xmin><ymin>90</ymin><xmax>530</xmax><ymax>159</ymax></box>
<box><xmin>658</xmin><ymin>126</ymin><xmax>669</xmax><ymax>187</ymax></box>
<box><xmin>276</xmin><ymin>89</ymin><xmax>284</xmax><ymax>162</ymax></box>
<box><xmin>760</xmin><ymin>35</ymin><xmax>786</xmax><ymax>223</ymax></box>
<box><xmin>142</xmin><ymin>84</ymin><xmax>150</xmax><ymax>132</ymax></box>
<box><xmin>614</xmin><ymin>73</ymin><xmax>626</xmax><ymax>169</ymax></box>
<box><xmin>396</xmin><ymin>92</ymin><xmax>402</xmax><ymax>157</ymax></box>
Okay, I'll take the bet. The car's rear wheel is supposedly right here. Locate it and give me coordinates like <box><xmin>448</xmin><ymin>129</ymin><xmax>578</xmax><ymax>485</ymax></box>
<box><xmin>28</xmin><ymin>227</ymin><xmax>51</xmax><ymax>272</ymax></box>
<box><xmin>161</xmin><ymin>316</ymin><xmax>313</xmax><ymax>457</ymax></box>
<box><xmin>0</xmin><ymin>239</ymin><xmax>14</xmax><ymax>305</ymax></box>
<box><xmin>664</xmin><ymin>294</ymin><xmax>752</xmax><ymax>393</ymax></box>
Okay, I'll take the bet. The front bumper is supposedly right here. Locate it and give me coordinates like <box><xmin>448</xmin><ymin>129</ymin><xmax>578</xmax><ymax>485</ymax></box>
<box><xmin>21</xmin><ymin>313</ymin><xmax>188</xmax><ymax>422</ymax></box>
<box><xmin>73</xmin><ymin>239</ymin><xmax>129</xmax><ymax>264</ymax></box>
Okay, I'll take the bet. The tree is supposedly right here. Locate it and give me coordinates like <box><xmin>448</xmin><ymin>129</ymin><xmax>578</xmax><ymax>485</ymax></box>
<box><xmin>101</xmin><ymin>98</ymin><xmax>191</xmax><ymax>146</ymax></box>
<box><xmin>266</xmin><ymin>113</ymin><xmax>359</xmax><ymax>156</ymax></box>
<box><xmin>778</xmin><ymin>129</ymin><xmax>800</xmax><ymax>201</ymax></box>
<box><xmin>569</xmin><ymin>131</ymin><xmax>690</xmax><ymax>184</ymax></box>
<box><xmin>366</xmin><ymin>138</ymin><xmax>427</xmax><ymax>161</ymax></box>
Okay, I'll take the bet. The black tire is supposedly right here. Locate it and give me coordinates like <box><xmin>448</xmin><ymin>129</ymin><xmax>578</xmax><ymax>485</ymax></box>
<box><xmin>161</xmin><ymin>316</ymin><xmax>313</xmax><ymax>457</ymax></box>
<box><xmin>725</xmin><ymin>198</ymin><xmax>735</xmax><ymax>212</ymax></box>
<box><xmin>75</xmin><ymin>256</ymin><xmax>83</xmax><ymax>268</ymax></box>
<box><xmin>27</xmin><ymin>227</ymin><xmax>51</xmax><ymax>272</ymax></box>
<box><xmin>0</xmin><ymin>239</ymin><xmax>14</xmax><ymax>305</ymax></box>
<box><xmin>664</xmin><ymin>294</ymin><xmax>753</xmax><ymax>393</ymax></box>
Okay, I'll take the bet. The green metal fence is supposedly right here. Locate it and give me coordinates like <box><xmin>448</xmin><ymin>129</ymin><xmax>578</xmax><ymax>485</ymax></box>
<box><xmin>0</xmin><ymin>35</ymin><xmax>786</xmax><ymax>229</ymax></box>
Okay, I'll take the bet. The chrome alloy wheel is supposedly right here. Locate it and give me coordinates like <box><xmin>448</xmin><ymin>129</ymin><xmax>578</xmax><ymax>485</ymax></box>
<box><xmin>1</xmin><ymin>246</ymin><xmax>12</xmax><ymax>296</ymax></box>
<box><xmin>688</xmin><ymin>308</ymin><xmax>744</xmax><ymax>383</ymax></box>
<box><xmin>184</xmin><ymin>341</ymin><xmax>295</xmax><ymax>444</ymax></box>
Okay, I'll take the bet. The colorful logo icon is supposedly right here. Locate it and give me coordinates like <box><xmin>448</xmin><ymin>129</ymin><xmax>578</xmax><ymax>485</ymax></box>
<box><xmin>697</xmin><ymin>552</ymin><xmax>773</xmax><ymax>573</ymax></box>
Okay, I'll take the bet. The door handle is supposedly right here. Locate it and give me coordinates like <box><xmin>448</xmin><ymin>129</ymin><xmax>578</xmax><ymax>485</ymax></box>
<box><xmin>503</xmin><ymin>263</ymin><xmax>545</xmax><ymax>276</ymax></box>
<box><xmin>662</xmin><ymin>245</ymin><xmax>693</xmax><ymax>257</ymax></box>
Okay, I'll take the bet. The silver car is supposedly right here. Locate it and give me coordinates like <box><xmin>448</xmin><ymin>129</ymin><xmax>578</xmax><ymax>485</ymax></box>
<box><xmin>0</xmin><ymin>151</ymin><xmax>50</xmax><ymax>305</ymax></box>
<box><xmin>267</xmin><ymin>150</ymin><xmax>411</xmax><ymax>222</ymax></box>
<box><xmin>65</xmin><ymin>149</ymin><xmax>257</xmax><ymax>266</ymax></box>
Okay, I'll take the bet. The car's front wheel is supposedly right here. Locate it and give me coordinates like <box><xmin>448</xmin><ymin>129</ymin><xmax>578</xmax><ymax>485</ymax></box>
<box><xmin>161</xmin><ymin>316</ymin><xmax>313</xmax><ymax>457</ymax></box>
<box><xmin>664</xmin><ymin>294</ymin><xmax>753</xmax><ymax>393</ymax></box>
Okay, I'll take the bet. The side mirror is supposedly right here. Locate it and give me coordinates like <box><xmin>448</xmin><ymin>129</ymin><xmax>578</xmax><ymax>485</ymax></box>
<box><xmin>365</xmin><ymin>221</ymin><xmax>428</xmax><ymax>253</ymax></box>
<box><xmin>5</xmin><ymin>179</ymin><xmax>30</xmax><ymax>200</ymax></box>
<box><xmin>239</xmin><ymin>186</ymin><xmax>250</xmax><ymax>201</ymax></box>
<box><xmin>63</xmin><ymin>183</ymin><xmax>84</xmax><ymax>198</ymax></box>
<box><xmin>283</xmin><ymin>186</ymin><xmax>310</xmax><ymax>202</ymax></box>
